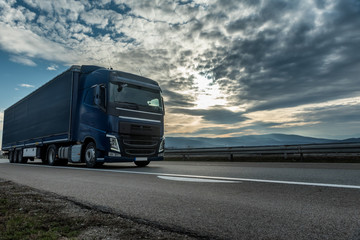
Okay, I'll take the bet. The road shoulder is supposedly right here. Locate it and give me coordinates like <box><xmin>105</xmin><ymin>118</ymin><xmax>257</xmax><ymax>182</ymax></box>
<box><xmin>0</xmin><ymin>179</ymin><xmax>200</xmax><ymax>240</ymax></box>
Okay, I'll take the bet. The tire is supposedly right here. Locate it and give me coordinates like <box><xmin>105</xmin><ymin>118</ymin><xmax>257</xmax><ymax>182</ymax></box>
<box><xmin>41</xmin><ymin>148</ymin><xmax>48</xmax><ymax>164</ymax></box>
<box><xmin>13</xmin><ymin>150</ymin><xmax>18</xmax><ymax>163</ymax></box>
<box><xmin>47</xmin><ymin>145</ymin><xmax>58</xmax><ymax>166</ymax></box>
<box><xmin>15</xmin><ymin>150</ymin><xmax>22</xmax><ymax>164</ymax></box>
<box><xmin>9</xmin><ymin>151</ymin><xmax>14</xmax><ymax>163</ymax></box>
<box><xmin>134</xmin><ymin>161</ymin><xmax>150</xmax><ymax>167</ymax></box>
<box><xmin>84</xmin><ymin>142</ymin><xmax>97</xmax><ymax>168</ymax></box>
<box><xmin>17</xmin><ymin>149</ymin><xmax>28</xmax><ymax>164</ymax></box>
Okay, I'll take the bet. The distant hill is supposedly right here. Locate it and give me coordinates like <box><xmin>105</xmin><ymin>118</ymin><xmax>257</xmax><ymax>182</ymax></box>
<box><xmin>165</xmin><ymin>134</ymin><xmax>360</xmax><ymax>149</ymax></box>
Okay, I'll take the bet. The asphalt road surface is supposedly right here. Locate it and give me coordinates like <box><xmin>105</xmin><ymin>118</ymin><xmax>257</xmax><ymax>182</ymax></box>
<box><xmin>1</xmin><ymin>159</ymin><xmax>360</xmax><ymax>240</ymax></box>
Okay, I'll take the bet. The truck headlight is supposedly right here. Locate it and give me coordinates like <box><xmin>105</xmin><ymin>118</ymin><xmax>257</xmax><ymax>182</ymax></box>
<box><xmin>158</xmin><ymin>137</ymin><xmax>165</xmax><ymax>153</ymax></box>
<box><xmin>106</xmin><ymin>134</ymin><xmax>120</xmax><ymax>152</ymax></box>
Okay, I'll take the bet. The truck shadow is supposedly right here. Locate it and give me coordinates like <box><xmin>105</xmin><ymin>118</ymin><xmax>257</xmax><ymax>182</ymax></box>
<box><xmin>25</xmin><ymin>160</ymin><xmax>160</xmax><ymax>170</ymax></box>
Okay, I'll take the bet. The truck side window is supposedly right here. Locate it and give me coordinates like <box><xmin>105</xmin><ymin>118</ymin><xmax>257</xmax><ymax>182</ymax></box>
<box><xmin>84</xmin><ymin>89</ymin><xmax>95</xmax><ymax>106</ymax></box>
<box><xmin>99</xmin><ymin>86</ymin><xmax>106</xmax><ymax>109</ymax></box>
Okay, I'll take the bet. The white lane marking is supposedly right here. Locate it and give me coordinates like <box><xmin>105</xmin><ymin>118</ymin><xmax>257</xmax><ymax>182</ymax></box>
<box><xmin>6</xmin><ymin>163</ymin><xmax>360</xmax><ymax>189</ymax></box>
<box><xmin>157</xmin><ymin>176</ymin><xmax>238</xmax><ymax>183</ymax></box>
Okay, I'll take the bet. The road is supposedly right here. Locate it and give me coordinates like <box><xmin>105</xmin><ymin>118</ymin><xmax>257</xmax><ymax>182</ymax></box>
<box><xmin>1</xmin><ymin>159</ymin><xmax>360</xmax><ymax>239</ymax></box>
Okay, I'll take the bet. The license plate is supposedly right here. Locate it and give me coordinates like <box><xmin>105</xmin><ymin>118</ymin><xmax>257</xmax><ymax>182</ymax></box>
<box><xmin>135</xmin><ymin>157</ymin><xmax>147</xmax><ymax>161</ymax></box>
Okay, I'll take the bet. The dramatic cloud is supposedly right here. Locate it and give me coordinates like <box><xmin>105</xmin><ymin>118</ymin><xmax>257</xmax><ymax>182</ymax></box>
<box><xmin>0</xmin><ymin>23</ymin><xmax>78</xmax><ymax>64</ymax></box>
<box><xmin>213</xmin><ymin>0</ymin><xmax>360</xmax><ymax>111</ymax></box>
<box><xmin>170</xmin><ymin>107</ymin><xmax>248</xmax><ymax>124</ymax></box>
<box><xmin>0</xmin><ymin>0</ymin><xmax>359</xmax><ymax>139</ymax></box>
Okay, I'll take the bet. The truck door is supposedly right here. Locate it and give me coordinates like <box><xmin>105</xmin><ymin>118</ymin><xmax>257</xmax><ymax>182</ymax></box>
<box><xmin>80</xmin><ymin>85</ymin><xmax>108</xmax><ymax>149</ymax></box>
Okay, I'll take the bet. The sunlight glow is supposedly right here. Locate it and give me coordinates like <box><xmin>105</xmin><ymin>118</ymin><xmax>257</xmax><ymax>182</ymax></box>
<box><xmin>178</xmin><ymin>67</ymin><xmax>227</xmax><ymax>109</ymax></box>
<box><xmin>194</xmin><ymin>73</ymin><xmax>227</xmax><ymax>109</ymax></box>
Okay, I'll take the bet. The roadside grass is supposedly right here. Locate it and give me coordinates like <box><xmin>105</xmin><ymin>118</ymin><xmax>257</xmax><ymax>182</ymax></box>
<box><xmin>0</xmin><ymin>183</ymin><xmax>80</xmax><ymax>240</ymax></box>
<box><xmin>0</xmin><ymin>180</ymin><xmax>199</xmax><ymax>240</ymax></box>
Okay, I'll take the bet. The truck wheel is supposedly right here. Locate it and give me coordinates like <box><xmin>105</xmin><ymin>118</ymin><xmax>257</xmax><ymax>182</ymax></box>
<box><xmin>47</xmin><ymin>145</ymin><xmax>58</xmax><ymax>166</ymax></box>
<box><xmin>9</xmin><ymin>151</ymin><xmax>14</xmax><ymax>163</ymax></box>
<box><xmin>13</xmin><ymin>150</ymin><xmax>19</xmax><ymax>163</ymax></box>
<box><xmin>84</xmin><ymin>142</ymin><xmax>97</xmax><ymax>168</ymax></box>
<box><xmin>41</xmin><ymin>149</ymin><xmax>48</xmax><ymax>164</ymax></box>
<box><xmin>135</xmin><ymin>161</ymin><xmax>150</xmax><ymax>167</ymax></box>
<box><xmin>17</xmin><ymin>150</ymin><xmax>23</xmax><ymax>164</ymax></box>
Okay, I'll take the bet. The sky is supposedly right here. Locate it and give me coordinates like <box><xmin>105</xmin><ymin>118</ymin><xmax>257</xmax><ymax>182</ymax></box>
<box><xmin>1</xmin><ymin>0</ymin><xmax>360</xmax><ymax>149</ymax></box>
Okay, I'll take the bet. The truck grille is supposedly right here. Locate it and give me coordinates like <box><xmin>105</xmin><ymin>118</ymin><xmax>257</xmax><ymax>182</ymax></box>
<box><xmin>122</xmin><ymin>136</ymin><xmax>158</xmax><ymax>157</ymax></box>
<box><xmin>125</xmin><ymin>149</ymin><xmax>156</xmax><ymax>156</ymax></box>
<box><xmin>123</xmin><ymin>139</ymin><xmax>158</xmax><ymax>148</ymax></box>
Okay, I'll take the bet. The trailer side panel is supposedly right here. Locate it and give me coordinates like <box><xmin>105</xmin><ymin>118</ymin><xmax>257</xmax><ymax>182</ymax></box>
<box><xmin>2</xmin><ymin>70</ymin><xmax>72</xmax><ymax>148</ymax></box>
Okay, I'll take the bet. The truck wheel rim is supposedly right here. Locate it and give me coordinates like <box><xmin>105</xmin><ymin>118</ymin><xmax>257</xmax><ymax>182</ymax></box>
<box><xmin>86</xmin><ymin>148</ymin><xmax>95</xmax><ymax>162</ymax></box>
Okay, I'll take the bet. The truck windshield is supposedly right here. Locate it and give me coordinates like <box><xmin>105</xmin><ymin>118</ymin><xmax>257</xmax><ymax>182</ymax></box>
<box><xmin>109</xmin><ymin>82</ymin><xmax>163</xmax><ymax>113</ymax></box>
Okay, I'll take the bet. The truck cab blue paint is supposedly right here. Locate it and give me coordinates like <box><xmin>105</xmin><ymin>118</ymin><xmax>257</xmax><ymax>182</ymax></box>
<box><xmin>76</xmin><ymin>66</ymin><xmax>165</xmax><ymax>163</ymax></box>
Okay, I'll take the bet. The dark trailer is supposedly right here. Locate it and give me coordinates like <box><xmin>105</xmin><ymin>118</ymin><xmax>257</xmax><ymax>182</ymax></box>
<box><xmin>1</xmin><ymin>65</ymin><xmax>165</xmax><ymax>167</ymax></box>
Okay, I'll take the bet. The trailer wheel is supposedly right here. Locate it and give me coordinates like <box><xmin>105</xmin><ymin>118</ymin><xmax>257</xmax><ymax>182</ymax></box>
<box><xmin>84</xmin><ymin>142</ymin><xmax>97</xmax><ymax>168</ymax></box>
<box><xmin>47</xmin><ymin>145</ymin><xmax>58</xmax><ymax>166</ymax></box>
<box><xmin>9</xmin><ymin>151</ymin><xmax>14</xmax><ymax>163</ymax></box>
<box><xmin>16</xmin><ymin>150</ymin><xmax>23</xmax><ymax>164</ymax></box>
<box><xmin>13</xmin><ymin>150</ymin><xmax>18</xmax><ymax>163</ymax></box>
<box><xmin>134</xmin><ymin>161</ymin><xmax>150</xmax><ymax>167</ymax></box>
<box><xmin>41</xmin><ymin>148</ymin><xmax>48</xmax><ymax>164</ymax></box>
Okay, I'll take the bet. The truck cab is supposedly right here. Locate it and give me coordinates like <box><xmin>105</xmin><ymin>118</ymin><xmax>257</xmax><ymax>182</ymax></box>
<box><xmin>77</xmin><ymin>67</ymin><xmax>165</xmax><ymax>167</ymax></box>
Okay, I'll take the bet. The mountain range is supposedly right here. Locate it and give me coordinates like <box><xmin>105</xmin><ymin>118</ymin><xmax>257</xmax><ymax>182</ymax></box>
<box><xmin>165</xmin><ymin>134</ymin><xmax>360</xmax><ymax>149</ymax></box>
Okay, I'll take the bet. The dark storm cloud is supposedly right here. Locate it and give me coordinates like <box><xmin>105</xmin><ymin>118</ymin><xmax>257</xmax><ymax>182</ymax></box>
<box><xmin>226</xmin><ymin>1</ymin><xmax>298</xmax><ymax>34</ymax></box>
<box><xmin>208</xmin><ymin>0</ymin><xmax>360</xmax><ymax>111</ymax></box>
<box><xmin>298</xmin><ymin>104</ymin><xmax>360</xmax><ymax>124</ymax></box>
<box><xmin>162</xmin><ymin>89</ymin><xmax>196</xmax><ymax>108</ymax></box>
<box><xmin>170</xmin><ymin>107</ymin><xmax>248</xmax><ymax>124</ymax></box>
<box><xmin>204</xmin><ymin>11</ymin><xmax>228</xmax><ymax>23</ymax></box>
<box><xmin>163</xmin><ymin>74</ymin><xmax>196</xmax><ymax>91</ymax></box>
<box><xmin>199</xmin><ymin>29</ymin><xmax>226</xmax><ymax>41</ymax></box>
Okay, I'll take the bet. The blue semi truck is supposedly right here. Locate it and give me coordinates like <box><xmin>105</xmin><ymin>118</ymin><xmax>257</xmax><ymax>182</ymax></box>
<box><xmin>1</xmin><ymin>65</ymin><xmax>165</xmax><ymax>167</ymax></box>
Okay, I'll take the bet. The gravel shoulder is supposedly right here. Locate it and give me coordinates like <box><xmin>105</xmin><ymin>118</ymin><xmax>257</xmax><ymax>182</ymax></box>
<box><xmin>0</xmin><ymin>179</ymin><xmax>201</xmax><ymax>240</ymax></box>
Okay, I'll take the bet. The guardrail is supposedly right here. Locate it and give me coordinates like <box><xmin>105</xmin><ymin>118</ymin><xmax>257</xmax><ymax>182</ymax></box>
<box><xmin>165</xmin><ymin>142</ymin><xmax>360</xmax><ymax>161</ymax></box>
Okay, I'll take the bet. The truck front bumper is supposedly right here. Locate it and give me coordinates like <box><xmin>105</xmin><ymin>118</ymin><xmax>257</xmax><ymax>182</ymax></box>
<box><xmin>102</xmin><ymin>155</ymin><xmax>164</xmax><ymax>163</ymax></box>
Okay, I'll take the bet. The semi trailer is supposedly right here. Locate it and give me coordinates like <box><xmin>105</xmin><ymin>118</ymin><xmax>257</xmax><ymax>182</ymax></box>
<box><xmin>1</xmin><ymin>65</ymin><xmax>165</xmax><ymax>167</ymax></box>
